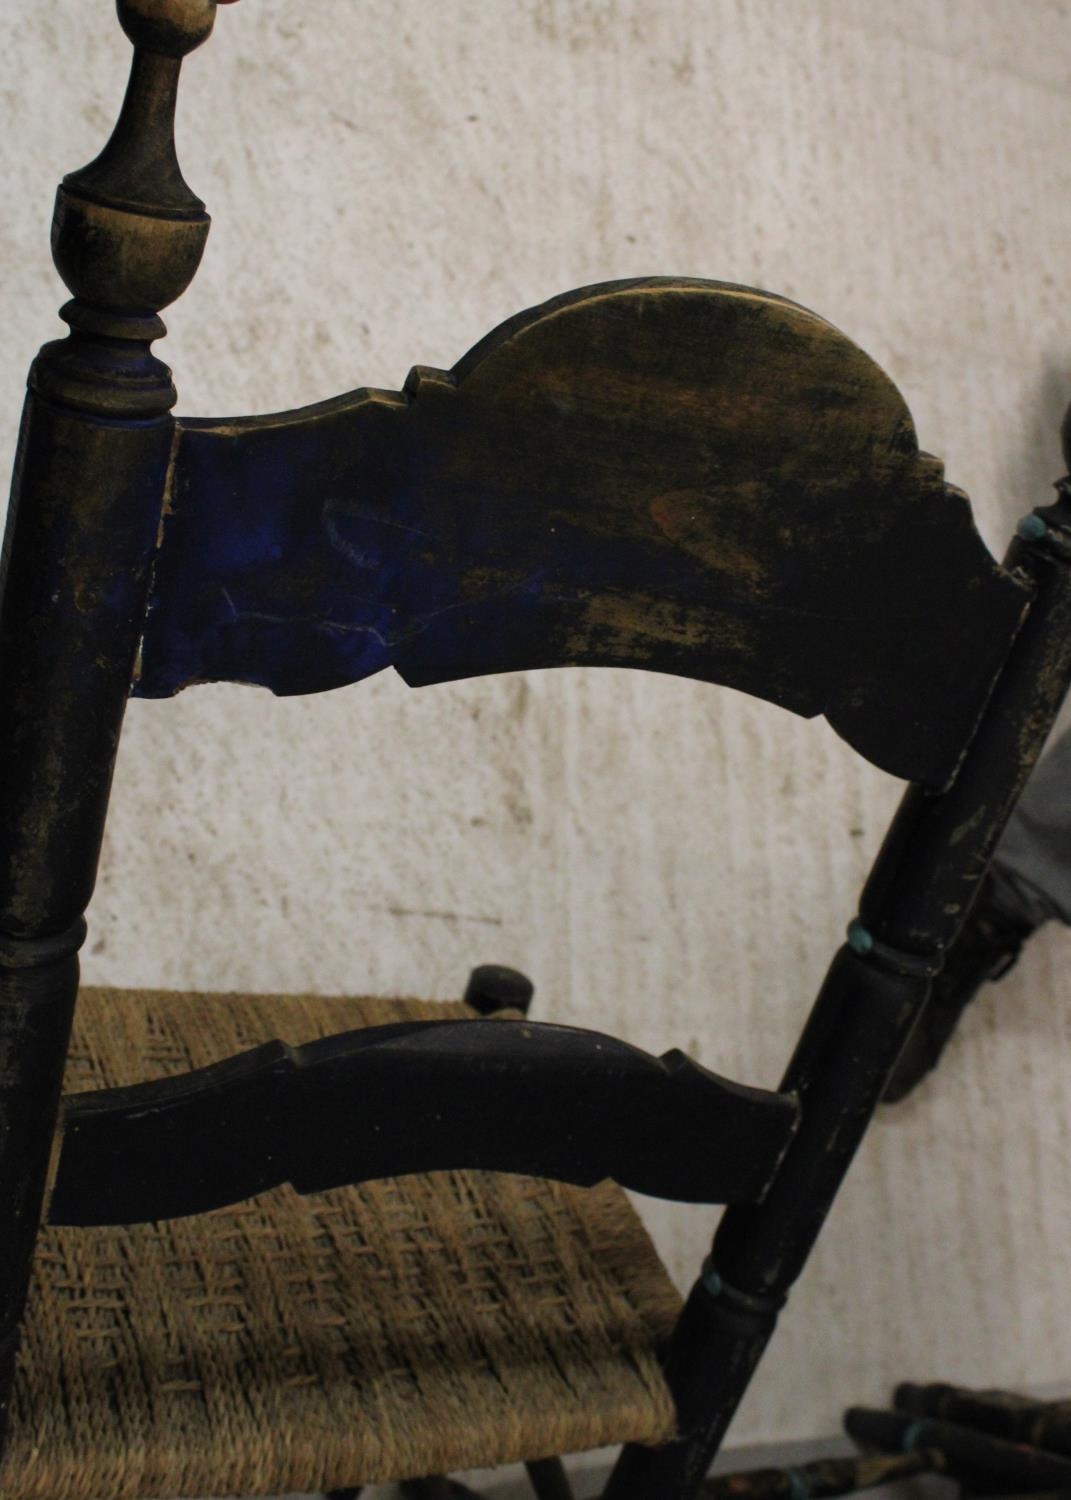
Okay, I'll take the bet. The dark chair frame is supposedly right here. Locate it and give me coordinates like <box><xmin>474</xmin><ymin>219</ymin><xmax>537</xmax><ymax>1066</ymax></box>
<box><xmin>3</xmin><ymin>5</ymin><xmax>1071</xmax><ymax>1499</ymax></box>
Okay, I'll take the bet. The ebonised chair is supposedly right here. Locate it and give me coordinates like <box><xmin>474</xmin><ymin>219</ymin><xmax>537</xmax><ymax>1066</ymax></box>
<box><xmin>2</xmin><ymin>4</ymin><xmax>1070</xmax><ymax>1499</ymax></box>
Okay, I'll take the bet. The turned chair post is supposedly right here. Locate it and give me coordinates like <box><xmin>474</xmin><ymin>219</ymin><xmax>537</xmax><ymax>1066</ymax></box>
<box><xmin>0</xmin><ymin>0</ymin><xmax>229</xmax><ymax>1446</ymax></box>
<box><xmin>606</xmin><ymin>502</ymin><xmax>1071</xmax><ymax>1496</ymax></box>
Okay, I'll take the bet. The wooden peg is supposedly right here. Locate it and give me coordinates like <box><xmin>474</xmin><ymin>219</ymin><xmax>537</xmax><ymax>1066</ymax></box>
<box><xmin>464</xmin><ymin>965</ymin><xmax>536</xmax><ymax>1016</ymax></box>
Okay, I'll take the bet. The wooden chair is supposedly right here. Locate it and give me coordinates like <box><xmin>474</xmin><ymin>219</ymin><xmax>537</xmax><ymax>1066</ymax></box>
<box><xmin>1</xmin><ymin>3</ymin><xmax>1069</xmax><ymax>1497</ymax></box>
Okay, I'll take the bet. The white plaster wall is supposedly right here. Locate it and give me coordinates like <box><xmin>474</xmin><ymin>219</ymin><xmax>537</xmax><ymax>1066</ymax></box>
<box><xmin>3</xmin><ymin>0</ymin><xmax>1071</xmax><ymax>1450</ymax></box>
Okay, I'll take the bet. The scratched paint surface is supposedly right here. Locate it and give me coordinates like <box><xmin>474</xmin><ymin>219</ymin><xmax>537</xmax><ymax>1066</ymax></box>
<box><xmin>3</xmin><ymin>0</ymin><xmax>1071</xmax><ymax>1458</ymax></box>
<box><xmin>137</xmin><ymin>280</ymin><xmax>1027</xmax><ymax>787</ymax></box>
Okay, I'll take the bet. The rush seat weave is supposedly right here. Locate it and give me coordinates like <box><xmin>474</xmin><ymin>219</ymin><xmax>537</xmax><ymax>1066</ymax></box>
<box><xmin>1</xmin><ymin>988</ymin><xmax>681</xmax><ymax>1500</ymax></box>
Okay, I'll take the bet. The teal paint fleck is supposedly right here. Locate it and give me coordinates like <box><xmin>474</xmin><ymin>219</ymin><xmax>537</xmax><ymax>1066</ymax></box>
<box><xmin>847</xmin><ymin>919</ymin><xmax>873</xmax><ymax>955</ymax></box>
<box><xmin>1017</xmin><ymin>513</ymin><xmax>1048</xmax><ymax>542</ymax></box>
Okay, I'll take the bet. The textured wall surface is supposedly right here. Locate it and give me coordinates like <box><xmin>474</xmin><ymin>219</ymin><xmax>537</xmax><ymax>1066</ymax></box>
<box><xmin>3</xmin><ymin>0</ymin><xmax>1071</xmax><ymax>1452</ymax></box>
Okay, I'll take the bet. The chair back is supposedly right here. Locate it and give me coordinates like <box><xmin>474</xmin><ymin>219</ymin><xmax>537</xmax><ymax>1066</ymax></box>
<box><xmin>137</xmin><ymin>277</ymin><xmax>1028</xmax><ymax>790</ymax></box>
<box><xmin>4</xmin><ymin>8</ymin><xmax>1071</xmax><ymax>1498</ymax></box>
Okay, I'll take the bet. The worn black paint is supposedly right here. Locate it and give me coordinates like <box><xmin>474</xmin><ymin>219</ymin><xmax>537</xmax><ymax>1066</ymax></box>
<box><xmin>895</xmin><ymin>1382</ymin><xmax>1071</xmax><ymax>1456</ymax></box>
<box><xmin>50</xmin><ymin>1018</ymin><xmax>800</xmax><ymax>1225</ymax></box>
<box><xmin>5</xmin><ymin>6</ymin><xmax>1071</xmax><ymax>1500</ymax></box>
<box><xmin>844</xmin><ymin>1407</ymin><xmax>1071</xmax><ymax>1491</ymax></box>
<box><xmin>524</xmin><ymin>1459</ymin><xmax>575</xmax><ymax>1500</ymax></box>
<box><xmin>700</xmin><ymin>1449</ymin><xmax>936</xmax><ymax>1499</ymax></box>
<box><xmin>605</xmin><ymin>504</ymin><xmax>1071</xmax><ymax>1500</ymax></box>
<box><xmin>0</xmin><ymin>0</ymin><xmax>224</xmax><ymax>1459</ymax></box>
<box><xmin>134</xmin><ymin>280</ymin><xmax>1029</xmax><ymax>790</ymax></box>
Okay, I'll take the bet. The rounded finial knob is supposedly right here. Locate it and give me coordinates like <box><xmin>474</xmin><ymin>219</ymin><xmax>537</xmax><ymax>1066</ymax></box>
<box><xmin>117</xmin><ymin>0</ymin><xmax>221</xmax><ymax>58</ymax></box>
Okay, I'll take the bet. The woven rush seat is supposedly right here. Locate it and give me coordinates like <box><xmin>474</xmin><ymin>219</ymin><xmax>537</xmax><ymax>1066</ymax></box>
<box><xmin>2</xmin><ymin>987</ymin><xmax>681</xmax><ymax>1500</ymax></box>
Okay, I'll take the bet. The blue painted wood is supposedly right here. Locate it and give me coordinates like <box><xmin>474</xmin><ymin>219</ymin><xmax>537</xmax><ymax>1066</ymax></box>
<box><xmin>134</xmin><ymin>278</ymin><xmax>1030</xmax><ymax>786</ymax></box>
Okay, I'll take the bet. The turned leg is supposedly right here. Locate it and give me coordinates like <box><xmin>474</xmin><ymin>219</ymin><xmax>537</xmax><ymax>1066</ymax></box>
<box><xmin>525</xmin><ymin>1456</ymin><xmax>575</xmax><ymax>1499</ymax></box>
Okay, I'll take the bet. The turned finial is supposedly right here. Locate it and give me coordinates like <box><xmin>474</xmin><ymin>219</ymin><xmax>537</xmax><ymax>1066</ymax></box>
<box><xmin>116</xmin><ymin>0</ymin><xmax>221</xmax><ymax>57</ymax></box>
<box><xmin>50</xmin><ymin>0</ymin><xmax>236</xmax><ymax>320</ymax></box>
<box><xmin>34</xmin><ymin>0</ymin><xmax>237</xmax><ymax>415</ymax></box>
